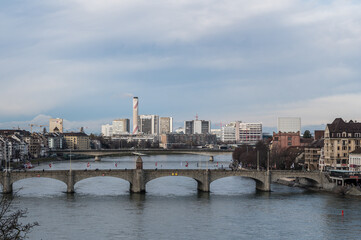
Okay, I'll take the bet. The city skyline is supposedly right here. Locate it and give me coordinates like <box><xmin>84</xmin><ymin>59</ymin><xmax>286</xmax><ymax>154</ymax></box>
<box><xmin>1</xmin><ymin>1</ymin><xmax>361</xmax><ymax>132</ymax></box>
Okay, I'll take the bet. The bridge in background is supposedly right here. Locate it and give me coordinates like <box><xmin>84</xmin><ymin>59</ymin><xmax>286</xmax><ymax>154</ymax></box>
<box><xmin>0</xmin><ymin>169</ymin><xmax>330</xmax><ymax>194</ymax></box>
<box><xmin>50</xmin><ymin>149</ymin><xmax>233</xmax><ymax>160</ymax></box>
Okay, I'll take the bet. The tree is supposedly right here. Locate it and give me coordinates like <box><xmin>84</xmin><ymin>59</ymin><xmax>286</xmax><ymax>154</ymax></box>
<box><xmin>303</xmin><ymin>130</ymin><xmax>312</xmax><ymax>138</ymax></box>
<box><xmin>0</xmin><ymin>194</ymin><xmax>38</xmax><ymax>240</ymax></box>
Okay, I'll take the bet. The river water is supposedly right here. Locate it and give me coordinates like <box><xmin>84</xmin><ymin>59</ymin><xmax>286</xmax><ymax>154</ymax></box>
<box><xmin>4</xmin><ymin>154</ymin><xmax>361</xmax><ymax>240</ymax></box>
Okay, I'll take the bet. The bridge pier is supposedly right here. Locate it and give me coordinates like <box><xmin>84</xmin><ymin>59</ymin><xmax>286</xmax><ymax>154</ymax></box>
<box><xmin>197</xmin><ymin>171</ymin><xmax>210</xmax><ymax>192</ymax></box>
<box><xmin>255</xmin><ymin>171</ymin><xmax>271</xmax><ymax>192</ymax></box>
<box><xmin>130</xmin><ymin>169</ymin><xmax>145</xmax><ymax>193</ymax></box>
<box><xmin>2</xmin><ymin>172</ymin><xmax>13</xmax><ymax>194</ymax></box>
<box><xmin>67</xmin><ymin>171</ymin><xmax>75</xmax><ymax>193</ymax></box>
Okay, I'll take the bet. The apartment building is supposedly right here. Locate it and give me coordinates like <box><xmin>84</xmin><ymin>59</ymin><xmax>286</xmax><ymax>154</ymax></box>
<box><xmin>324</xmin><ymin>118</ymin><xmax>361</xmax><ymax>170</ymax></box>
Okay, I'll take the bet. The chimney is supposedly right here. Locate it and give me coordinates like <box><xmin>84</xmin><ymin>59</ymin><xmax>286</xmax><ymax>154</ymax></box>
<box><xmin>133</xmin><ymin>97</ymin><xmax>139</xmax><ymax>134</ymax></box>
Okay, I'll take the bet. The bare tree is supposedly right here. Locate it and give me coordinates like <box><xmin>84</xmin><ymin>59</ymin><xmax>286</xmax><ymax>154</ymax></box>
<box><xmin>0</xmin><ymin>194</ymin><xmax>38</xmax><ymax>240</ymax></box>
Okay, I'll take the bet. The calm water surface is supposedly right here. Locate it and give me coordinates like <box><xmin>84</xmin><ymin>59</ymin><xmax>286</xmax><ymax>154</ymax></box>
<box><xmin>4</xmin><ymin>154</ymin><xmax>361</xmax><ymax>240</ymax></box>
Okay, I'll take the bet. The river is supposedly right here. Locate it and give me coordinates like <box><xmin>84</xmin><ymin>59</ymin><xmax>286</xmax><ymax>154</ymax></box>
<box><xmin>4</xmin><ymin>154</ymin><xmax>361</xmax><ymax>239</ymax></box>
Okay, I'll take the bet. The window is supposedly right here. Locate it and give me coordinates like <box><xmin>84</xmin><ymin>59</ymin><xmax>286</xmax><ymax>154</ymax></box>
<box><xmin>288</xmin><ymin>142</ymin><xmax>292</xmax><ymax>146</ymax></box>
<box><xmin>288</xmin><ymin>137</ymin><xmax>292</xmax><ymax>140</ymax></box>
<box><xmin>337</xmin><ymin>133</ymin><xmax>341</xmax><ymax>137</ymax></box>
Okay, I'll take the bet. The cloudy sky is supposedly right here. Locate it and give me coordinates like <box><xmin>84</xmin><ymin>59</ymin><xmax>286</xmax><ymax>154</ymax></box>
<box><xmin>1</xmin><ymin>0</ymin><xmax>361</xmax><ymax>132</ymax></box>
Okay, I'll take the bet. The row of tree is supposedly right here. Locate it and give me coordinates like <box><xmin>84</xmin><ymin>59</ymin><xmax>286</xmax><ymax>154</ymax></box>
<box><xmin>232</xmin><ymin>141</ymin><xmax>304</xmax><ymax>170</ymax></box>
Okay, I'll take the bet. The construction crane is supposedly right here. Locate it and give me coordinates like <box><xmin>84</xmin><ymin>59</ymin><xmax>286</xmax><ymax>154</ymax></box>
<box><xmin>28</xmin><ymin>124</ymin><xmax>38</xmax><ymax>133</ymax></box>
<box><xmin>39</xmin><ymin>125</ymin><xmax>48</xmax><ymax>133</ymax></box>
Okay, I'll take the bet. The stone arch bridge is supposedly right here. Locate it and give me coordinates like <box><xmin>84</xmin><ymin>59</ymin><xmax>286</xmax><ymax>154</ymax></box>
<box><xmin>0</xmin><ymin>169</ymin><xmax>330</xmax><ymax>194</ymax></box>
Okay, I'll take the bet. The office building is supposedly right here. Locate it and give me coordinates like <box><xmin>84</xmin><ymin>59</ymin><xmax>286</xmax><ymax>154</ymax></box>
<box><xmin>160</xmin><ymin>117</ymin><xmax>173</xmax><ymax>134</ymax></box>
<box><xmin>184</xmin><ymin>120</ymin><xmax>211</xmax><ymax>134</ymax></box>
<box><xmin>101</xmin><ymin>124</ymin><xmax>113</xmax><ymax>137</ymax></box>
<box><xmin>138</xmin><ymin>115</ymin><xmax>159</xmax><ymax>135</ymax></box>
<box><xmin>278</xmin><ymin>117</ymin><xmax>301</xmax><ymax>133</ymax></box>
<box><xmin>49</xmin><ymin>118</ymin><xmax>63</xmax><ymax>133</ymax></box>
<box><xmin>221</xmin><ymin>121</ymin><xmax>262</xmax><ymax>145</ymax></box>
<box><xmin>112</xmin><ymin>119</ymin><xmax>130</xmax><ymax>135</ymax></box>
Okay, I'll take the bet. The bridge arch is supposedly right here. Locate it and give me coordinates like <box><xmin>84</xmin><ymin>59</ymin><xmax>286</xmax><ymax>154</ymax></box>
<box><xmin>10</xmin><ymin>175</ymin><xmax>68</xmax><ymax>186</ymax></box>
<box><xmin>145</xmin><ymin>176</ymin><xmax>199</xmax><ymax>194</ymax></box>
<box><xmin>74</xmin><ymin>176</ymin><xmax>131</xmax><ymax>194</ymax></box>
<box><xmin>210</xmin><ymin>174</ymin><xmax>268</xmax><ymax>192</ymax></box>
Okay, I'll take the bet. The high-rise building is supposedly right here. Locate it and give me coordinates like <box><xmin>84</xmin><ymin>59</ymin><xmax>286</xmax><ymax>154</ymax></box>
<box><xmin>133</xmin><ymin>97</ymin><xmax>139</xmax><ymax>134</ymax></box>
<box><xmin>49</xmin><ymin>118</ymin><xmax>63</xmax><ymax>133</ymax></box>
<box><xmin>238</xmin><ymin>122</ymin><xmax>262</xmax><ymax>145</ymax></box>
<box><xmin>221</xmin><ymin>121</ymin><xmax>262</xmax><ymax>144</ymax></box>
<box><xmin>184</xmin><ymin>120</ymin><xmax>211</xmax><ymax>134</ymax></box>
<box><xmin>101</xmin><ymin>124</ymin><xmax>113</xmax><ymax>137</ymax></box>
<box><xmin>160</xmin><ymin>117</ymin><xmax>173</xmax><ymax>134</ymax></box>
<box><xmin>277</xmin><ymin>117</ymin><xmax>301</xmax><ymax>133</ymax></box>
<box><xmin>112</xmin><ymin>119</ymin><xmax>130</xmax><ymax>135</ymax></box>
<box><xmin>221</xmin><ymin>123</ymin><xmax>237</xmax><ymax>142</ymax></box>
<box><xmin>138</xmin><ymin>115</ymin><xmax>159</xmax><ymax>135</ymax></box>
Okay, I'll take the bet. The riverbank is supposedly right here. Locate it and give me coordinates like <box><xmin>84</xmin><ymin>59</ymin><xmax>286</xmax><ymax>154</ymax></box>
<box><xmin>276</xmin><ymin>177</ymin><xmax>361</xmax><ymax>197</ymax></box>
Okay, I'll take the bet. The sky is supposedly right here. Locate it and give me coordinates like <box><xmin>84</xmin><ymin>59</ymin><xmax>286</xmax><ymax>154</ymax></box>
<box><xmin>1</xmin><ymin>0</ymin><xmax>361</xmax><ymax>133</ymax></box>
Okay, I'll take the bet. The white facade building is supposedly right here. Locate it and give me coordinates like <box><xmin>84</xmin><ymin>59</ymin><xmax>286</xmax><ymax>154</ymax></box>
<box><xmin>221</xmin><ymin>123</ymin><xmax>237</xmax><ymax>142</ymax></box>
<box><xmin>101</xmin><ymin>124</ymin><xmax>113</xmax><ymax>137</ymax></box>
<box><xmin>349</xmin><ymin>149</ymin><xmax>361</xmax><ymax>171</ymax></box>
<box><xmin>113</xmin><ymin>119</ymin><xmax>130</xmax><ymax>135</ymax></box>
<box><xmin>221</xmin><ymin>121</ymin><xmax>262</xmax><ymax>145</ymax></box>
<box><xmin>277</xmin><ymin>117</ymin><xmax>301</xmax><ymax>133</ymax></box>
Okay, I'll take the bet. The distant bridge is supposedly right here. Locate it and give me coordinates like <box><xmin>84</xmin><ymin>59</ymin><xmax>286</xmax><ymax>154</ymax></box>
<box><xmin>0</xmin><ymin>169</ymin><xmax>330</xmax><ymax>194</ymax></box>
<box><xmin>50</xmin><ymin>149</ymin><xmax>233</xmax><ymax>160</ymax></box>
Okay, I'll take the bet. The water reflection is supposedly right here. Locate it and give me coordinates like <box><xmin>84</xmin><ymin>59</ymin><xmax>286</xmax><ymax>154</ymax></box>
<box><xmin>3</xmin><ymin>154</ymin><xmax>361</xmax><ymax>240</ymax></box>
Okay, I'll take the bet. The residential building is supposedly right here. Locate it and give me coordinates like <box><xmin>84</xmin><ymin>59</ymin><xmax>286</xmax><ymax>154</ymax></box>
<box><xmin>314</xmin><ymin>130</ymin><xmax>325</xmax><ymax>140</ymax></box>
<box><xmin>277</xmin><ymin>117</ymin><xmax>301</xmax><ymax>134</ymax></box>
<box><xmin>272</xmin><ymin>131</ymin><xmax>301</xmax><ymax>150</ymax></box>
<box><xmin>304</xmin><ymin>139</ymin><xmax>324</xmax><ymax>171</ymax></box>
<box><xmin>184</xmin><ymin>120</ymin><xmax>211</xmax><ymax>134</ymax></box>
<box><xmin>159</xmin><ymin>117</ymin><xmax>173</xmax><ymax>134</ymax></box>
<box><xmin>49</xmin><ymin>118</ymin><xmax>63</xmax><ymax>133</ymax></box>
<box><xmin>46</xmin><ymin>132</ymin><xmax>64</xmax><ymax>150</ymax></box>
<box><xmin>324</xmin><ymin>118</ymin><xmax>361</xmax><ymax>170</ymax></box>
<box><xmin>63</xmin><ymin>132</ymin><xmax>90</xmax><ymax>150</ymax></box>
<box><xmin>113</xmin><ymin>119</ymin><xmax>130</xmax><ymax>135</ymax></box>
<box><xmin>138</xmin><ymin>115</ymin><xmax>159</xmax><ymax>135</ymax></box>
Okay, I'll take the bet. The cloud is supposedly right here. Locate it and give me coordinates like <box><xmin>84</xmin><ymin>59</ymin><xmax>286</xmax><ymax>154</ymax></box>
<box><xmin>1</xmin><ymin>0</ymin><xmax>361</xmax><ymax>127</ymax></box>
